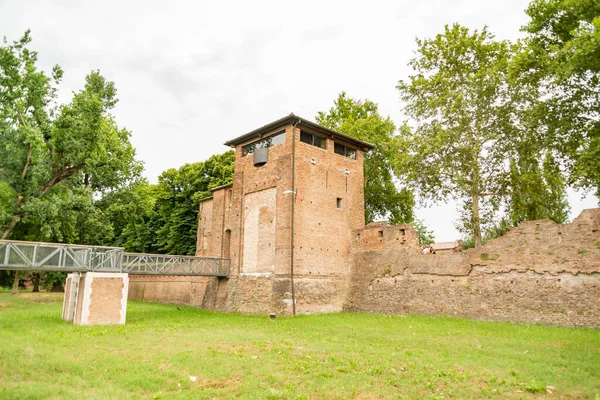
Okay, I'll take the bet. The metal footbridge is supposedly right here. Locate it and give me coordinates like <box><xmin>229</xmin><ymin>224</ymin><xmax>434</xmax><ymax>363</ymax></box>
<box><xmin>0</xmin><ymin>240</ymin><xmax>229</xmax><ymax>277</ymax></box>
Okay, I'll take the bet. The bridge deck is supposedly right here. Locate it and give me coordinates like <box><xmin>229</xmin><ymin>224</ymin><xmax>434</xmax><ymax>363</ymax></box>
<box><xmin>0</xmin><ymin>240</ymin><xmax>229</xmax><ymax>277</ymax></box>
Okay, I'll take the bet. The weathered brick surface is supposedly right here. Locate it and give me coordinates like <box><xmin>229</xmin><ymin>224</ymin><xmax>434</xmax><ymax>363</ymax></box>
<box><xmin>192</xmin><ymin>121</ymin><xmax>366</xmax><ymax>315</ymax></box>
<box><xmin>346</xmin><ymin>209</ymin><xmax>600</xmax><ymax>327</ymax></box>
<box><xmin>128</xmin><ymin>115</ymin><xmax>600</xmax><ymax>328</ymax></box>
<box><xmin>73</xmin><ymin>275</ymin><xmax>86</xmax><ymax>325</ymax></box>
<box><xmin>62</xmin><ymin>276</ymin><xmax>72</xmax><ymax>320</ymax></box>
<box><xmin>89</xmin><ymin>277</ymin><xmax>124</xmax><ymax>324</ymax></box>
<box><xmin>128</xmin><ymin>275</ymin><xmax>210</xmax><ymax>307</ymax></box>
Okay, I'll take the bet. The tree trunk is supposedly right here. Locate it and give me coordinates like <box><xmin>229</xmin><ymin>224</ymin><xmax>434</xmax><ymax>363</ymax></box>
<box><xmin>11</xmin><ymin>271</ymin><xmax>19</xmax><ymax>295</ymax></box>
<box><xmin>472</xmin><ymin>193</ymin><xmax>483</xmax><ymax>248</ymax></box>
<box><xmin>1</xmin><ymin>216</ymin><xmax>18</xmax><ymax>239</ymax></box>
<box><xmin>2</xmin><ymin>195</ymin><xmax>24</xmax><ymax>239</ymax></box>
<box><xmin>31</xmin><ymin>272</ymin><xmax>40</xmax><ymax>292</ymax></box>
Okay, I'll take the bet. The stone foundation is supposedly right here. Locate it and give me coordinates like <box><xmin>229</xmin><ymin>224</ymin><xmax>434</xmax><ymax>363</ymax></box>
<box><xmin>62</xmin><ymin>272</ymin><xmax>129</xmax><ymax>325</ymax></box>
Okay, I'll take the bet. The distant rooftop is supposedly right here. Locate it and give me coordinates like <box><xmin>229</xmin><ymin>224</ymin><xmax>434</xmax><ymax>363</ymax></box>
<box><xmin>224</xmin><ymin>113</ymin><xmax>375</xmax><ymax>150</ymax></box>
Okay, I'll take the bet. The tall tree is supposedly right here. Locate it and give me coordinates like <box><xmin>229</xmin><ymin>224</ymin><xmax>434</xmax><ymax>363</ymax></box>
<box><xmin>522</xmin><ymin>0</ymin><xmax>600</xmax><ymax>198</ymax></box>
<box><xmin>0</xmin><ymin>31</ymin><xmax>142</xmax><ymax>241</ymax></box>
<box><xmin>0</xmin><ymin>31</ymin><xmax>141</xmax><ymax>293</ymax></box>
<box><xmin>316</xmin><ymin>92</ymin><xmax>415</xmax><ymax>224</ymax></box>
<box><xmin>396</xmin><ymin>24</ymin><xmax>515</xmax><ymax>248</ymax></box>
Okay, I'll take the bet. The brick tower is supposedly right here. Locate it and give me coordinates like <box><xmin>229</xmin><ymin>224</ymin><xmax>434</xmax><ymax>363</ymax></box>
<box><xmin>196</xmin><ymin>114</ymin><xmax>373</xmax><ymax>314</ymax></box>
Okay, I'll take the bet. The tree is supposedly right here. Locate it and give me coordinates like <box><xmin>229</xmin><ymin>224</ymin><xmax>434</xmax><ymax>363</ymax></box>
<box><xmin>0</xmin><ymin>31</ymin><xmax>142</xmax><ymax>293</ymax></box>
<box><xmin>397</xmin><ymin>24</ymin><xmax>516</xmax><ymax>248</ymax></box>
<box><xmin>95</xmin><ymin>180</ymin><xmax>159</xmax><ymax>253</ymax></box>
<box><xmin>507</xmin><ymin>151</ymin><xmax>570</xmax><ymax>224</ymax></box>
<box><xmin>0</xmin><ymin>31</ymin><xmax>141</xmax><ymax>241</ymax></box>
<box><xmin>521</xmin><ymin>0</ymin><xmax>600</xmax><ymax>198</ymax></box>
<box><xmin>152</xmin><ymin>151</ymin><xmax>235</xmax><ymax>255</ymax></box>
<box><xmin>316</xmin><ymin>92</ymin><xmax>415</xmax><ymax>224</ymax></box>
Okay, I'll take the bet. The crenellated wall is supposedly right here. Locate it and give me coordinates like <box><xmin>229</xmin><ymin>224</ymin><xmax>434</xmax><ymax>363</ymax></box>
<box><xmin>345</xmin><ymin>209</ymin><xmax>600</xmax><ymax>327</ymax></box>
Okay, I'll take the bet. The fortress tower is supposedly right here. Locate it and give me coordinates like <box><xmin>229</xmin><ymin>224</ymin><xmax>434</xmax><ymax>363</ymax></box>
<box><xmin>196</xmin><ymin>114</ymin><xmax>373</xmax><ymax>314</ymax></box>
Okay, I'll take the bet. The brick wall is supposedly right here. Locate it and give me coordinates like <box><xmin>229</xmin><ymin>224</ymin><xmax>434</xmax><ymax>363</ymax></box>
<box><xmin>89</xmin><ymin>276</ymin><xmax>125</xmax><ymax>324</ymax></box>
<box><xmin>346</xmin><ymin>209</ymin><xmax>600</xmax><ymax>327</ymax></box>
<box><xmin>62</xmin><ymin>272</ymin><xmax>129</xmax><ymax>325</ymax></box>
<box><xmin>128</xmin><ymin>275</ymin><xmax>211</xmax><ymax>307</ymax></box>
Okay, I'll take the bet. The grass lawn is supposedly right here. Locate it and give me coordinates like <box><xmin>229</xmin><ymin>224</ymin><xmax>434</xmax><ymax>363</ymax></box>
<box><xmin>0</xmin><ymin>290</ymin><xmax>599</xmax><ymax>399</ymax></box>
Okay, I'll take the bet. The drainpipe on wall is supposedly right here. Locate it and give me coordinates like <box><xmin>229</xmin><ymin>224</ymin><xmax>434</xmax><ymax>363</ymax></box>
<box><xmin>290</xmin><ymin>118</ymin><xmax>301</xmax><ymax>316</ymax></box>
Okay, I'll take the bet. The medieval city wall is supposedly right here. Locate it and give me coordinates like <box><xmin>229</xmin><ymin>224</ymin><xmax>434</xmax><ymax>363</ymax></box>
<box><xmin>128</xmin><ymin>275</ymin><xmax>212</xmax><ymax>307</ymax></box>
<box><xmin>345</xmin><ymin>209</ymin><xmax>600</xmax><ymax>327</ymax></box>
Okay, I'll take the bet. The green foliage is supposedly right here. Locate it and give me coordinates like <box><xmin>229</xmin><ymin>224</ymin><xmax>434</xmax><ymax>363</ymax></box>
<box><xmin>507</xmin><ymin>151</ymin><xmax>570</xmax><ymax>224</ymax></box>
<box><xmin>521</xmin><ymin>0</ymin><xmax>600</xmax><ymax>198</ymax></box>
<box><xmin>0</xmin><ymin>31</ymin><xmax>142</xmax><ymax>240</ymax></box>
<box><xmin>316</xmin><ymin>92</ymin><xmax>415</xmax><ymax>224</ymax></box>
<box><xmin>153</xmin><ymin>152</ymin><xmax>234</xmax><ymax>255</ymax></box>
<box><xmin>40</xmin><ymin>272</ymin><xmax>66</xmax><ymax>291</ymax></box>
<box><xmin>95</xmin><ymin>180</ymin><xmax>158</xmax><ymax>252</ymax></box>
<box><xmin>0</xmin><ymin>271</ymin><xmax>15</xmax><ymax>288</ymax></box>
<box><xmin>397</xmin><ymin>24</ymin><xmax>516</xmax><ymax>248</ymax></box>
<box><xmin>98</xmin><ymin>151</ymin><xmax>235</xmax><ymax>255</ymax></box>
<box><xmin>412</xmin><ymin>219</ymin><xmax>435</xmax><ymax>245</ymax></box>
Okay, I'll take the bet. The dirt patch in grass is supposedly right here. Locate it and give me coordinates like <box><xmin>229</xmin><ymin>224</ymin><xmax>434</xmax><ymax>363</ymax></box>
<box><xmin>0</xmin><ymin>302</ymin><xmax>8</xmax><ymax>309</ymax></box>
<box><xmin>18</xmin><ymin>292</ymin><xmax>63</xmax><ymax>303</ymax></box>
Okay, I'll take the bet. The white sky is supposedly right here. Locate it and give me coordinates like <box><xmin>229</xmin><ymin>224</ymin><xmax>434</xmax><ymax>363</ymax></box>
<box><xmin>1</xmin><ymin>0</ymin><xmax>597</xmax><ymax>241</ymax></box>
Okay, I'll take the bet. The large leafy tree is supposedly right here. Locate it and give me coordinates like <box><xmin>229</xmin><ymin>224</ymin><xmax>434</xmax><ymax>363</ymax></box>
<box><xmin>521</xmin><ymin>0</ymin><xmax>600</xmax><ymax>198</ymax></box>
<box><xmin>316</xmin><ymin>92</ymin><xmax>415</xmax><ymax>224</ymax></box>
<box><xmin>96</xmin><ymin>152</ymin><xmax>236</xmax><ymax>256</ymax></box>
<box><xmin>0</xmin><ymin>31</ymin><xmax>141</xmax><ymax>292</ymax></box>
<box><xmin>396</xmin><ymin>24</ymin><xmax>516</xmax><ymax>248</ymax></box>
<box><xmin>0</xmin><ymin>31</ymin><xmax>142</xmax><ymax>240</ymax></box>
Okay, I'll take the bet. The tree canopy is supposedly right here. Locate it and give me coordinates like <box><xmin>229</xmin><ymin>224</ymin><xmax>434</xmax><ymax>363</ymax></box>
<box><xmin>0</xmin><ymin>30</ymin><xmax>142</xmax><ymax>241</ymax></box>
<box><xmin>316</xmin><ymin>92</ymin><xmax>415</xmax><ymax>225</ymax></box>
<box><xmin>396</xmin><ymin>24</ymin><xmax>517</xmax><ymax>247</ymax></box>
<box><xmin>521</xmin><ymin>0</ymin><xmax>600</xmax><ymax>197</ymax></box>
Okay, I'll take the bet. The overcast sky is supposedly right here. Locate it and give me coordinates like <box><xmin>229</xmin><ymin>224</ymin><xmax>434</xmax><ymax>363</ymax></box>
<box><xmin>1</xmin><ymin>0</ymin><xmax>597</xmax><ymax>241</ymax></box>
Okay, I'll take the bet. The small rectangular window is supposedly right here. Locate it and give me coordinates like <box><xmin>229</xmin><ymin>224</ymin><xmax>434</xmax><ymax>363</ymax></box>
<box><xmin>242</xmin><ymin>131</ymin><xmax>286</xmax><ymax>156</ymax></box>
<box><xmin>300</xmin><ymin>131</ymin><xmax>312</xmax><ymax>145</ymax></box>
<box><xmin>300</xmin><ymin>130</ymin><xmax>326</xmax><ymax>149</ymax></box>
<box><xmin>333</xmin><ymin>142</ymin><xmax>356</xmax><ymax>159</ymax></box>
<box><xmin>336</xmin><ymin>197</ymin><xmax>342</xmax><ymax>209</ymax></box>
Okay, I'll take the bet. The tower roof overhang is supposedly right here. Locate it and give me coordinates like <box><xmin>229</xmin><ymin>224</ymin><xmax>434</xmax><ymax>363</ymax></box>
<box><xmin>224</xmin><ymin>113</ymin><xmax>375</xmax><ymax>151</ymax></box>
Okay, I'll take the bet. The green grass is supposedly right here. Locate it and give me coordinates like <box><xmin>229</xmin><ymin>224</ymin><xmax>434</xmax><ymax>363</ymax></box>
<box><xmin>1</xmin><ymin>291</ymin><xmax>599</xmax><ymax>399</ymax></box>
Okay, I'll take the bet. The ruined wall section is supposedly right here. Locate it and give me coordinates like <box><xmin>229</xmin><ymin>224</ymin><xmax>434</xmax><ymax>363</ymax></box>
<box><xmin>346</xmin><ymin>209</ymin><xmax>600</xmax><ymax>327</ymax></box>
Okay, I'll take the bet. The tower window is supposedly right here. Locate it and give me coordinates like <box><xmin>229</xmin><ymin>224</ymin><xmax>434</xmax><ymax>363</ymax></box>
<box><xmin>300</xmin><ymin>130</ymin><xmax>327</xmax><ymax>149</ymax></box>
<box><xmin>336</xmin><ymin>197</ymin><xmax>343</xmax><ymax>209</ymax></box>
<box><xmin>242</xmin><ymin>130</ymin><xmax>286</xmax><ymax>156</ymax></box>
<box><xmin>334</xmin><ymin>142</ymin><xmax>357</xmax><ymax>159</ymax></box>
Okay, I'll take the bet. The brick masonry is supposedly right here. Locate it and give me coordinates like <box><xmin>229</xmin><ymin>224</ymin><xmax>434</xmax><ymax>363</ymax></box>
<box><xmin>346</xmin><ymin>209</ymin><xmax>600</xmax><ymax>327</ymax></box>
<box><xmin>62</xmin><ymin>272</ymin><xmax>129</xmax><ymax>325</ymax></box>
<box><xmin>126</xmin><ymin>116</ymin><xmax>600</xmax><ymax>327</ymax></box>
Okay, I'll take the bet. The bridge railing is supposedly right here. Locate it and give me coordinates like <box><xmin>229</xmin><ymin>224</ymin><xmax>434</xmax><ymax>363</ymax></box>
<box><xmin>0</xmin><ymin>240</ymin><xmax>230</xmax><ymax>277</ymax></box>
<box><xmin>122</xmin><ymin>253</ymin><xmax>230</xmax><ymax>276</ymax></box>
<box><xmin>0</xmin><ymin>240</ymin><xmax>123</xmax><ymax>272</ymax></box>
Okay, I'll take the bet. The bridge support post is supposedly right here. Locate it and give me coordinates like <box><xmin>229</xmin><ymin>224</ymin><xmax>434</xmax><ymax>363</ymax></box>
<box><xmin>62</xmin><ymin>272</ymin><xmax>129</xmax><ymax>325</ymax></box>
